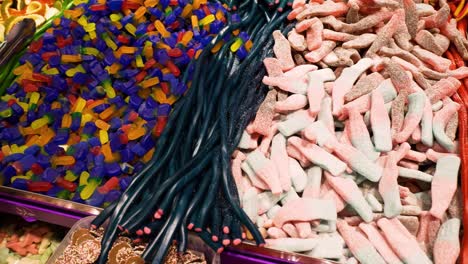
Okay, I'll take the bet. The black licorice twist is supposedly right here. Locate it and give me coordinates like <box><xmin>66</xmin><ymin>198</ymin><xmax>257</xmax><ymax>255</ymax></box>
<box><xmin>91</xmin><ymin>2</ymin><xmax>292</xmax><ymax>263</ymax></box>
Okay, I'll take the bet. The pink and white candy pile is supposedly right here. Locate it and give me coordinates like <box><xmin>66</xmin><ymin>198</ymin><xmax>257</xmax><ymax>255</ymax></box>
<box><xmin>232</xmin><ymin>0</ymin><xmax>467</xmax><ymax>263</ymax></box>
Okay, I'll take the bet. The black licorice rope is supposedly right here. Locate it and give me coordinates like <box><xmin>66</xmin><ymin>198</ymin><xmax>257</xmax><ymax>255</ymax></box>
<box><xmin>91</xmin><ymin>2</ymin><xmax>292</xmax><ymax>263</ymax></box>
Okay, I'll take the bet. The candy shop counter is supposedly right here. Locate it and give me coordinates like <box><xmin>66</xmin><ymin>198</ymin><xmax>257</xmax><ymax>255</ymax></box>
<box><xmin>0</xmin><ymin>186</ymin><xmax>333</xmax><ymax>263</ymax></box>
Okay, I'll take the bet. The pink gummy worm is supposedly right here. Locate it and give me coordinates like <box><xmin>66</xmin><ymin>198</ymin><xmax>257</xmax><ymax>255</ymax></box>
<box><xmin>295</xmin><ymin>18</ymin><xmax>316</xmax><ymax>33</ymax></box>
<box><xmin>425</xmin><ymin>148</ymin><xmax>458</xmax><ymax>162</ymax></box>
<box><xmin>259</xmin><ymin>124</ymin><xmax>278</xmax><ymax>154</ymax></box>
<box><xmin>320</xmin><ymin>181</ymin><xmax>346</xmax><ymax>212</ymax></box>
<box><xmin>256</xmin><ymin>160</ymin><xmax>282</xmax><ymax>195</ymax></box>
<box><xmin>262</xmin><ymin>75</ymin><xmax>308</xmax><ymax>94</ymax></box>
<box><xmin>306</xmin><ymin>19</ymin><xmax>324</xmax><ymax>51</ymax></box>
<box><xmin>263</xmin><ymin>57</ymin><xmax>283</xmax><ymax>77</ymax></box>
<box><xmin>286</xmin><ymin>144</ymin><xmax>312</xmax><ymax>167</ymax></box>
<box><xmin>412</xmin><ymin>46</ymin><xmax>451</xmax><ymax>73</ymax></box>
<box><xmin>379</xmin><ymin>152</ymin><xmax>402</xmax><ymax>218</ymax></box>
<box><xmin>271</xmin><ymin>134</ymin><xmax>291</xmax><ymax>192</ymax></box>
<box><xmin>325</xmin><ymin>172</ymin><xmax>373</xmax><ymax>222</ymax></box>
<box><xmin>282</xmin><ymin>223</ymin><xmax>299</xmax><ymax>238</ymax></box>
<box><xmin>288</xmin><ymin>136</ymin><xmax>347</xmax><ymax>176</ymax></box>
<box><xmin>252</xmin><ymin>90</ymin><xmax>277</xmax><ymax>136</ymax></box>
<box><xmin>307</xmin><ymin>80</ymin><xmax>325</xmax><ymax>117</ymax></box>
<box><xmin>284</xmin><ymin>64</ymin><xmax>318</xmax><ymax>79</ymax></box>
<box><xmin>394</xmin><ymin>142</ymin><xmax>411</xmax><ymax>161</ymax></box>
<box><xmin>272</xmin><ymin>198</ymin><xmax>335</xmax><ymax>227</ymax></box>
<box><xmin>273</xmin><ymin>30</ymin><xmax>295</xmax><ymax>71</ymax></box>
<box><xmin>347</xmin><ymin>107</ymin><xmax>378</xmax><ymax>160</ymax></box>
<box><xmin>275</xmin><ymin>94</ymin><xmax>308</xmax><ymax>112</ymax></box>
<box><xmin>294</xmin><ymin>222</ymin><xmax>312</xmax><ymax>238</ymax></box>
<box><xmin>377</xmin><ymin>218</ymin><xmax>431</xmax><ymax>264</ymax></box>
<box><xmin>267</xmin><ymin>227</ymin><xmax>288</xmax><ymax>239</ymax></box>
<box><xmin>370</xmin><ymin>89</ymin><xmax>392</xmax><ymax>152</ymax></box>
<box><xmin>449</xmin><ymin>66</ymin><xmax>468</xmax><ymax>79</ymax></box>
<box><xmin>433</xmin><ymin>240</ymin><xmax>460</xmax><ymax>264</ymax></box>
<box><xmin>322</xmin><ymin>29</ymin><xmax>356</xmax><ymax>42</ymax></box>
<box><xmin>394</xmin><ymin>92</ymin><xmax>426</xmax><ymax>144</ymax></box>
<box><xmin>292</xmin><ymin>0</ymin><xmax>305</xmax><ymax>9</ymax></box>
<box><xmin>305</xmin><ymin>40</ymin><xmax>335</xmax><ymax>62</ymax></box>
<box><xmin>332</xmin><ymin>58</ymin><xmax>373</xmax><ymax>117</ymax></box>
<box><xmin>359</xmin><ymin>223</ymin><xmax>403</xmax><ymax>264</ymax></box>
<box><xmin>404</xmin><ymin>150</ymin><xmax>426</xmax><ymax>162</ymax></box>
<box><xmin>398</xmin><ymin>160</ymin><xmax>419</xmax><ymax>170</ymax></box>
<box><xmin>430</xmin><ymin>156</ymin><xmax>460</xmax><ymax>219</ymax></box>
<box><xmin>336</xmin><ymin>220</ymin><xmax>381</xmax><ymax>261</ymax></box>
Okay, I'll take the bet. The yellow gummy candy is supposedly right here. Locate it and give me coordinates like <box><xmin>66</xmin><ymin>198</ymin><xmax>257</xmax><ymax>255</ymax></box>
<box><xmin>99</xmin><ymin>130</ymin><xmax>109</xmax><ymax>144</ymax></box>
<box><xmin>79</xmin><ymin>171</ymin><xmax>90</xmax><ymax>186</ymax></box>
<box><xmin>230</xmin><ymin>38</ymin><xmax>243</xmax><ymax>52</ymax></box>
<box><xmin>31</xmin><ymin>117</ymin><xmax>49</xmax><ymax>130</ymax></box>
<box><xmin>65</xmin><ymin>170</ymin><xmax>79</xmax><ymax>182</ymax></box>
<box><xmin>80</xmin><ymin>182</ymin><xmax>98</xmax><ymax>200</ymax></box>
<box><xmin>74</xmin><ymin>97</ymin><xmax>87</xmax><ymax>113</ymax></box>
<box><xmin>199</xmin><ymin>14</ymin><xmax>215</xmax><ymax>26</ymax></box>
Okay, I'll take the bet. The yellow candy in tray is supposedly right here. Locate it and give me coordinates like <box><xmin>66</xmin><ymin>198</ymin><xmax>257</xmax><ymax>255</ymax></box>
<box><xmin>0</xmin><ymin>0</ymin><xmax>63</xmax><ymax>42</ymax></box>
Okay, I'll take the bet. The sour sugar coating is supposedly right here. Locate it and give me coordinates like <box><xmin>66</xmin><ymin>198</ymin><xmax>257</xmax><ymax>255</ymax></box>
<box><xmin>347</xmin><ymin>107</ymin><xmax>380</xmax><ymax>161</ymax></box>
<box><xmin>307</xmin><ymin>68</ymin><xmax>336</xmax><ymax>116</ymax></box>
<box><xmin>425</xmin><ymin>77</ymin><xmax>461</xmax><ymax>104</ymax></box>
<box><xmin>391</xmin><ymin>89</ymin><xmax>408</xmax><ymax>142</ymax></box>
<box><xmin>325</xmin><ymin>172</ymin><xmax>374</xmax><ymax>223</ymax></box>
<box><xmin>345</xmin><ymin>72</ymin><xmax>384</xmax><ymax>102</ymax></box>
<box><xmin>358</xmin><ymin>223</ymin><xmax>403</xmax><ymax>264</ymax></box>
<box><xmin>275</xmin><ymin>94</ymin><xmax>308</xmax><ymax>112</ymax></box>
<box><xmin>306</xmin><ymin>18</ymin><xmax>324</xmax><ymax>51</ymax></box>
<box><xmin>273</xmin><ymin>198</ymin><xmax>337</xmax><ymax>227</ymax></box>
<box><xmin>296</xmin><ymin>1</ymin><xmax>349</xmax><ymax>20</ymax></box>
<box><xmin>328</xmin><ymin>140</ymin><xmax>383</xmax><ymax>182</ymax></box>
<box><xmin>305</xmin><ymin>41</ymin><xmax>336</xmax><ymax>63</ymax></box>
<box><xmin>273</xmin><ymin>30</ymin><xmax>295</xmax><ymax>71</ymax></box>
<box><xmin>277</xmin><ymin>110</ymin><xmax>316</xmax><ymax>136</ymax></box>
<box><xmin>270</xmin><ymin>134</ymin><xmax>291</xmax><ymax>192</ymax></box>
<box><xmin>246</xmin><ymin>150</ymin><xmax>282</xmax><ymax>194</ymax></box>
<box><xmin>366</xmin><ymin>12</ymin><xmax>400</xmax><ymax>56</ymax></box>
<box><xmin>370</xmin><ymin>89</ymin><xmax>392</xmax><ymax>152</ymax></box>
<box><xmin>288</xmin><ymin>137</ymin><xmax>347</xmax><ymax>176</ymax></box>
<box><xmin>336</xmin><ymin>220</ymin><xmax>386</xmax><ymax>264</ymax></box>
<box><xmin>342</xmin><ymin>33</ymin><xmax>377</xmax><ymax>50</ymax></box>
<box><xmin>263</xmin><ymin>58</ymin><xmax>284</xmax><ymax>77</ymax></box>
<box><xmin>433</xmin><ymin>218</ymin><xmax>461</xmax><ymax>264</ymax></box>
<box><xmin>288</xmin><ymin>28</ymin><xmax>307</xmax><ymax>51</ymax></box>
<box><xmin>414</xmin><ymin>30</ymin><xmax>445</xmax><ymax>56</ymax></box>
<box><xmin>394</xmin><ymin>92</ymin><xmax>426</xmax><ymax>144</ymax></box>
<box><xmin>379</xmin><ymin>152</ymin><xmax>403</xmax><ymax>218</ymax></box>
<box><xmin>430</xmin><ymin>155</ymin><xmax>461</xmax><ymax>219</ymax></box>
<box><xmin>332</xmin><ymin>58</ymin><xmax>374</xmax><ymax>116</ymax></box>
<box><xmin>432</xmin><ymin>101</ymin><xmax>460</xmax><ymax>152</ymax></box>
<box><xmin>412</xmin><ymin>46</ymin><xmax>452</xmax><ymax>73</ymax></box>
<box><xmin>377</xmin><ymin>218</ymin><xmax>432</xmax><ymax>264</ymax></box>
<box><xmin>252</xmin><ymin>90</ymin><xmax>278</xmax><ymax>136</ymax></box>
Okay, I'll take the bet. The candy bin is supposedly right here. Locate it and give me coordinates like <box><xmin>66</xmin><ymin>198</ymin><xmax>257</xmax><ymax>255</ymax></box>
<box><xmin>0</xmin><ymin>213</ymin><xmax>67</xmax><ymax>264</ymax></box>
<box><xmin>0</xmin><ymin>0</ymin><xmax>468</xmax><ymax>262</ymax></box>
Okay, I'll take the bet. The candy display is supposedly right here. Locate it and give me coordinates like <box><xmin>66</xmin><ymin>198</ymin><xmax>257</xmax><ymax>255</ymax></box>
<box><xmin>52</xmin><ymin>226</ymin><xmax>207</xmax><ymax>264</ymax></box>
<box><xmin>0</xmin><ymin>214</ymin><xmax>66</xmax><ymax>264</ymax></box>
<box><xmin>0</xmin><ymin>0</ymin><xmax>252</xmax><ymax>207</ymax></box>
<box><xmin>0</xmin><ymin>0</ymin><xmax>467</xmax><ymax>261</ymax></box>
<box><xmin>231</xmin><ymin>0</ymin><xmax>468</xmax><ymax>263</ymax></box>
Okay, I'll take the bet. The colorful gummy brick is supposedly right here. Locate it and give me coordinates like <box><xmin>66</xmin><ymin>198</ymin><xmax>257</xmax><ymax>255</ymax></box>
<box><xmin>0</xmin><ymin>0</ymin><xmax>252</xmax><ymax>207</ymax></box>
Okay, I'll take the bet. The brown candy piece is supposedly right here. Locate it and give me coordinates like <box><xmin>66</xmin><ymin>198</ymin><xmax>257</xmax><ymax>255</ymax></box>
<box><xmin>75</xmin><ymin>233</ymin><xmax>95</xmax><ymax>246</ymax></box>
<box><xmin>108</xmin><ymin>242</ymin><xmax>135</xmax><ymax>264</ymax></box>
<box><xmin>125</xmin><ymin>256</ymin><xmax>146</xmax><ymax>264</ymax></box>
<box><xmin>77</xmin><ymin>239</ymin><xmax>101</xmax><ymax>263</ymax></box>
<box><xmin>71</xmin><ymin>228</ymin><xmax>91</xmax><ymax>246</ymax></box>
